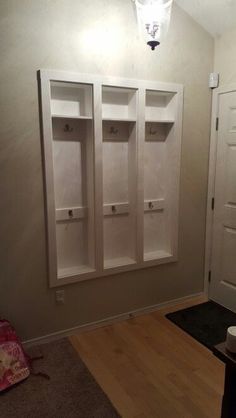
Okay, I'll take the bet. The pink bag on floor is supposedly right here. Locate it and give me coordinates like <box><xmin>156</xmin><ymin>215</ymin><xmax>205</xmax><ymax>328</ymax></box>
<box><xmin>0</xmin><ymin>319</ymin><xmax>30</xmax><ymax>391</ymax></box>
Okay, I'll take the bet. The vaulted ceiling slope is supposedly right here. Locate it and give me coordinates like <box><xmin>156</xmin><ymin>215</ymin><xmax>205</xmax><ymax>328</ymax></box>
<box><xmin>175</xmin><ymin>0</ymin><xmax>236</xmax><ymax>37</ymax></box>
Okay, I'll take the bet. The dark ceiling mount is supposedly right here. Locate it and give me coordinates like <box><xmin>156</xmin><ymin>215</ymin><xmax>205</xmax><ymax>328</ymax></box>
<box><xmin>147</xmin><ymin>40</ymin><xmax>160</xmax><ymax>50</ymax></box>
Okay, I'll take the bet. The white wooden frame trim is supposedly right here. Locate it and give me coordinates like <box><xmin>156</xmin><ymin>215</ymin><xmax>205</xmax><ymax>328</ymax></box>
<box><xmin>39</xmin><ymin>69</ymin><xmax>183</xmax><ymax>287</ymax></box>
<box><xmin>204</xmin><ymin>83</ymin><xmax>236</xmax><ymax>294</ymax></box>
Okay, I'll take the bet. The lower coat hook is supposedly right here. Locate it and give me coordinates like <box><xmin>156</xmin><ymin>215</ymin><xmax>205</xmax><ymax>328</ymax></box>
<box><xmin>68</xmin><ymin>209</ymin><xmax>73</xmax><ymax>218</ymax></box>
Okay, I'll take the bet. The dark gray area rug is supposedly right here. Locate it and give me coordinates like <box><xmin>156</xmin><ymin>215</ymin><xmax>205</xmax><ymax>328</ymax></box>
<box><xmin>166</xmin><ymin>301</ymin><xmax>236</xmax><ymax>350</ymax></box>
<box><xmin>0</xmin><ymin>338</ymin><xmax>121</xmax><ymax>418</ymax></box>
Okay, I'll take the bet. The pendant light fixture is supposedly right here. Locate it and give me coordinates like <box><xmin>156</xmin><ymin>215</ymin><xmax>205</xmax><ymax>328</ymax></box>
<box><xmin>134</xmin><ymin>0</ymin><xmax>173</xmax><ymax>50</ymax></box>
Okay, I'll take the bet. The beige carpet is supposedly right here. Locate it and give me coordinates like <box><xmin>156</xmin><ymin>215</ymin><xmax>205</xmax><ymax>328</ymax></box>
<box><xmin>0</xmin><ymin>338</ymin><xmax>121</xmax><ymax>418</ymax></box>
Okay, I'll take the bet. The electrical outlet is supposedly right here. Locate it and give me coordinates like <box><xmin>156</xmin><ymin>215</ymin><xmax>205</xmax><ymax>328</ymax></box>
<box><xmin>55</xmin><ymin>290</ymin><xmax>65</xmax><ymax>305</ymax></box>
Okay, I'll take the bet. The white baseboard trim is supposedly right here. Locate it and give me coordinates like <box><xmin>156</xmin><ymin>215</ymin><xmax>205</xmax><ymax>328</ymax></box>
<box><xmin>23</xmin><ymin>292</ymin><xmax>205</xmax><ymax>347</ymax></box>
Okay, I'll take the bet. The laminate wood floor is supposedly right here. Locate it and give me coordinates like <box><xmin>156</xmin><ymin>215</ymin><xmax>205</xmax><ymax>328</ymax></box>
<box><xmin>70</xmin><ymin>295</ymin><xmax>224</xmax><ymax>418</ymax></box>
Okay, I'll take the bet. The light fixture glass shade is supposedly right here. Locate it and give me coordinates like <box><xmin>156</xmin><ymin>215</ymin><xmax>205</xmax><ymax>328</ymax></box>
<box><xmin>134</xmin><ymin>0</ymin><xmax>173</xmax><ymax>49</ymax></box>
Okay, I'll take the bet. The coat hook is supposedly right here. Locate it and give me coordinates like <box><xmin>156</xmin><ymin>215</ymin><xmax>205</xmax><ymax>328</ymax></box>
<box><xmin>109</xmin><ymin>126</ymin><xmax>119</xmax><ymax>135</ymax></box>
<box><xmin>68</xmin><ymin>209</ymin><xmax>74</xmax><ymax>218</ymax></box>
<box><xmin>111</xmin><ymin>205</ymin><xmax>117</xmax><ymax>213</ymax></box>
<box><xmin>64</xmin><ymin>123</ymin><xmax>73</xmax><ymax>132</ymax></box>
<box><xmin>149</xmin><ymin>127</ymin><xmax>157</xmax><ymax>135</ymax></box>
<box><xmin>148</xmin><ymin>201</ymin><xmax>154</xmax><ymax>210</ymax></box>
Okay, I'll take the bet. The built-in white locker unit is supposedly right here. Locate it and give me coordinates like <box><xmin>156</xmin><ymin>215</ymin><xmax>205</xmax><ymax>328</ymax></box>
<box><xmin>39</xmin><ymin>70</ymin><xmax>183</xmax><ymax>287</ymax></box>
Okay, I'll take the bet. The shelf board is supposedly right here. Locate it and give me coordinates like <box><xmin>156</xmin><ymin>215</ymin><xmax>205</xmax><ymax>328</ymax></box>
<box><xmin>104</xmin><ymin>256</ymin><xmax>136</xmax><ymax>270</ymax></box>
<box><xmin>144</xmin><ymin>198</ymin><xmax>165</xmax><ymax>212</ymax></box>
<box><xmin>56</xmin><ymin>206</ymin><xmax>88</xmax><ymax>222</ymax></box>
<box><xmin>145</xmin><ymin>119</ymin><xmax>175</xmax><ymax>124</ymax></box>
<box><xmin>103</xmin><ymin>202</ymin><xmax>129</xmax><ymax>216</ymax></box>
<box><xmin>52</xmin><ymin>114</ymin><xmax>93</xmax><ymax>120</ymax></box>
<box><xmin>144</xmin><ymin>250</ymin><xmax>172</xmax><ymax>262</ymax></box>
<box><xmin>58</xmin><ymin>265</ymin><xmax>95</xmax><ymax>279</ymax></box>
<box><xmin>102</xmin><ymin>117</ymin><xmax>136</xmax><ymax>123</ymax></box>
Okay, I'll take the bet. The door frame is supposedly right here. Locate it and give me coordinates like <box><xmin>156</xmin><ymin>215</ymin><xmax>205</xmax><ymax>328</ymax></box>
<box><xmin>205</xmin><ymin>83</ymin><xmax>236</xmax><ymax>295</ymax></box>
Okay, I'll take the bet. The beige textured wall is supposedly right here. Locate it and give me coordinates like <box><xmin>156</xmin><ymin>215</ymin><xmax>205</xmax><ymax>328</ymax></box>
<box><xmin>0</xmin><ymin>0</ymin><xmax>213</xmax><ymax>341</ymax></box>
<box><xmin>214</xmin><ymin>27</ymin><xmax>236</xmax><ymax>85</ymax></box>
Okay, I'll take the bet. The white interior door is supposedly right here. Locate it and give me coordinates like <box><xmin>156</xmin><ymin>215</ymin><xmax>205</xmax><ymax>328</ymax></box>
<box><xmin>210</xmin><ymin>91</ymin><xmax>236</xmax><ymax>311</ymax></box>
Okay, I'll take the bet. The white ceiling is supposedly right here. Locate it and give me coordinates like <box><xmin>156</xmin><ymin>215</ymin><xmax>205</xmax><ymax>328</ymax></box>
<box><xmin>175</xmin><ymin>0</ymin><xmax>236</xmax><ymax>37</ymax></box>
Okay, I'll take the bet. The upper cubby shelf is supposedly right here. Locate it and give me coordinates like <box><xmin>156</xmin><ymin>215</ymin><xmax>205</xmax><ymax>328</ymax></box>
<box><xmin>52</xmin><ymin>115</ymin><xmax>92</xmax><ymax>120</ymax></box>
<box><xmin>145</xmin><ymin>90</ymin><xmax>176</xmax><ymax>122</ymax></box>
<box><xmin>102</xmin><ymin>86</ymin><xmax>137</xmax><ymax>121</ymax></box>
<box><xmin>50</xmin><ymin>82</ymin><xmax>93</xmax><ymax>119</ymax></box>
